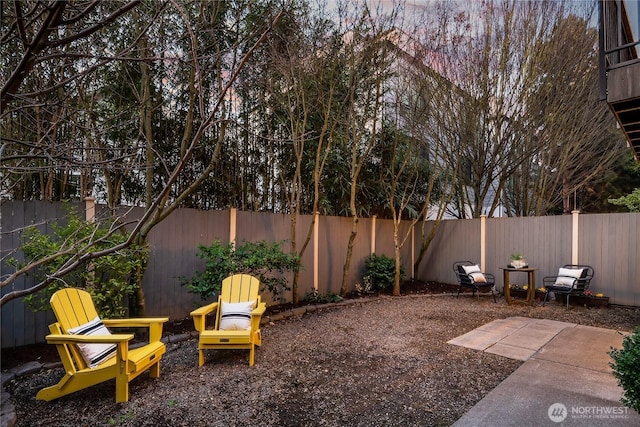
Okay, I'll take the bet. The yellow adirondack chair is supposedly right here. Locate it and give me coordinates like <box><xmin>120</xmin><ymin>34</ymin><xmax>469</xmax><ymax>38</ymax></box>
<box><xmin>36</xmin><ymin>288</ymin><xmax>169</xmax><ymax>403</ymax></box>
<box><xmin>190</xmin><ymin>274</ymin><xmax>266</xmax><ymax>366</ymax></box>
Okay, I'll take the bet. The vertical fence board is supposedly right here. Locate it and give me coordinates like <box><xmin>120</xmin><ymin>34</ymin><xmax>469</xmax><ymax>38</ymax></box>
<box><xmin>1</xmin><ymin>201</ymin><xmax>20</xmax><ymax>348</ymax></box>
<box><xmin>354</xmin><ymin>217</ymin><xmax>374</xmax><ymax>283</ymax></box>
<box><xmin>296</xmin><ymin>213</ymin><xmax>315</xmax><ymax>300</ymax></box>
<box><xmin>318</xmin><ymin>215</ymin><xmax>347</xmax><ymax>296</ymax></box>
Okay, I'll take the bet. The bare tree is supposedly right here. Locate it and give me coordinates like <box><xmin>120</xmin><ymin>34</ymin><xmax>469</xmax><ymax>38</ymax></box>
<box><xmin>267</xmin><ymin>2</ymin><xmax>349</xmax><ymax>303</ymax></box>
<box><xmin>504</xmin><ymin>14</ymin><xmax>626</xmax><ymax>215</ymax></box>
<box><xmin>336</xmin><ymin>1</ymin><xmax>397</xmax><ymax>296</ymax></box>
<box><xmin>390</xmin><ymin>36</ymin><xmax>463</xmax><ymax>273</ymax></box>
<box><xmin>1</xmin><ymin>1</ymin><xmax>285</xmax><ymax>308</ymax></box>
<box><xmin>420</xmin><ymin>0</ymin><xmax>625</xmax><ymax>218</ymax></box>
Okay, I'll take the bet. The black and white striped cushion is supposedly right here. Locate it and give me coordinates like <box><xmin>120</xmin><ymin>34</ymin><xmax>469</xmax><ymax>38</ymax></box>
<box><xmin>68</xmin><ymin>316</ymin><xmax>117</xmax><ymax>368</ymax></box>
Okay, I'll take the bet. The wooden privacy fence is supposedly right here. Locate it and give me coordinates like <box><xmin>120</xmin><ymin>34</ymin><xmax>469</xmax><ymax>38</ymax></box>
<box><xmin>1</xmin><ymin>200</ymin><xmax>639</xmax><ymax>348</ymax></box>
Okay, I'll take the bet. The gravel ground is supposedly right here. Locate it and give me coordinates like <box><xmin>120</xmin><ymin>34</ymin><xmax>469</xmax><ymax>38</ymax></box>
<box><xmin>4</xmin><ymin>293</ymin><xmax>640</xmax><ymax>427</ymax></box>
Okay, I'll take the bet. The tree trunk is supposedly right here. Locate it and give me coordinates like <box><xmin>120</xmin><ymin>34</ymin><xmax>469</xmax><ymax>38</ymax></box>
<box><xmin>340</xmin><ymin>216</ymin><xmax>359</xmax><ymax>296</ymax></box>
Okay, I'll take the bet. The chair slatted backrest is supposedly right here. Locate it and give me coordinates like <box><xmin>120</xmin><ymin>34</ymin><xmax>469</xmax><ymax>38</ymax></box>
<box><xmin>50</xmin><ymin>288</ymin><xmax>99</xmax><ymax>333</ymax></box>
<box><xmin>220</xmin><ymin>274</ymin><xmax>260</xmax><ymax>303</ymax></box>
<box><xmin>215</xmin><ymin>274</ymin><xmax>261</xmax><ymax>329</ymax></box>
<box><xmin>49</xmin><ymin>288</ymin><xmax>100</xmax><ymax>370</ymax></box>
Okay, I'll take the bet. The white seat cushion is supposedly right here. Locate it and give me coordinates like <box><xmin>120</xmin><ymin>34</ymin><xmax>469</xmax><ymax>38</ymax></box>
<box><xmin>554</xmin><ymin>267</ymin><xmax>584</xmax><ymax>288</ymax></box>
<box><xmin>461</xmin><ymin>264</ymin><xmax>487</xmax><ymax>283</ymax></box>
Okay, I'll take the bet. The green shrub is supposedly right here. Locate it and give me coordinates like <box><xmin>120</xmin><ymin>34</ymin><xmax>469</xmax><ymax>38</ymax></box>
<box><xmin>610</xmin><ymin>327</ymin><xmax>640</xmax><ymax>412</ymax></box>
<box><xmin>302</xmin><ymin>289</ymin><xmax>343</xmax><ymax>304</ymax></box>
<box><xmin>8</xmin><ymin>211</ymin><xmax>147</xmax><ymax>318</ymax></box>
<box><xmin>363</xmin><ymin>253</ymin><xmax>405</xmax><ymax>291</ymax></box>
<box><xmin>181</xmin><ymin>240</ymin><xmax>301</xmax><ymax>301</ymax></box>
<box><xmin>608</xmin><ymin>188</ymin><xmax>640</xmax><ymax>212</ymax></box>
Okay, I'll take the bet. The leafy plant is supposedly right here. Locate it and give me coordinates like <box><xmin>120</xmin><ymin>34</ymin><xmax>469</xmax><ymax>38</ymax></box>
<box><xmin>608</xmin><ymin>188</ymin><xmax>640</xmax><ymax>212</ymax></box>
<box><xmin>8</xmin><ymin>210</ymin><xmax>147</xmax><ymax>318</ymax></box>
<box><xmin>181</xmin><ymin>240</ymin><xmax>301</xmax><ymax>301</ymax></box>
<box><xmin>354</xmin><ymin>276</ymin><xmax>373</xmax><ymax>294</ymax></box>
<box><xmin>610</xmin><ymin>328</ymin><xmax>640</xmax><ymax>412</ymax></box>
<box><xmin>363</xmin><ymin>253</ymin><xmax>405</xmax><ymax>291</ymax></box>
<box><xmin>302</xmin><ymin>289</ymin><xmax>343</xmax><ymax>304</ymax></box>
<box><xmin>510</xmin><ymin>252</ymin><xmax>525</xmax><ymax>260</ymax></box>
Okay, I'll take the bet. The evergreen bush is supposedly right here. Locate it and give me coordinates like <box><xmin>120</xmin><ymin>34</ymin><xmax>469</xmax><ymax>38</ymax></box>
<box><xmin>181</xmin><ymin>240</ymin><xmax>301</xmax><ymax>301</ymax></box>
<box><xmin>610</xmin><ymin>327</ymin><xmax>640</xmax><ymax>412</ymax></box>
<box><xmin>363</xmin><ymin>253</ymin><xmax>405</xmax><ymax>291</ymax></box>
<box><xmin>8</xmin><ymin>211</ymin><xmax>147</xmax><ymax>318</ymax></box>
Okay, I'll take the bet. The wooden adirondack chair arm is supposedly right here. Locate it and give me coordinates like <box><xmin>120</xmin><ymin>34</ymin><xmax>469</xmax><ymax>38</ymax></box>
<box><xmin>45</xmin><ymin>333</ymin><xmax>134</xmax><ymax>344</ymax></box>
<box><xmin>103</xmin><ymin>317</ymin><xmax>169</xmax><ymax>327</ymax></box>
<box><xmin>252</xmin><ymin>304</ymin><xmax>266</xmax><ymax>316</ymax></box>
<box><xmin>190</xmin><ymin>302</ymin><xmax>219</xmax><ymax>332</ymax></box>
<box><xmin>103</xmin><ymin>317</ymin><xmax>169</xmax><ymax>342</ymax></box>
<box><xmin>190</xmin><ymin>302</ymin><xmax>218</xmax><ymax>317</ymax></box>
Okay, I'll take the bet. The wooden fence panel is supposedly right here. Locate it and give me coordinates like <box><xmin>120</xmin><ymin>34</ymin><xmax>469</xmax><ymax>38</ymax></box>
<box><xmin>398</xmin><ymin>220</ymin><xmax>414</xmax><ymax>280</ymax></box>
<box><xmin>234</xmin><ymin>210</ymin><xmax>304</xmax><ymax>304</ymax></box>
<box><xmin>415</xmin><ymin>218</ymin><xmax>481</xmax><ymax>284</ymax></box>
<box><xmin>294</xmin><ymin>213</ymin><xmax>315</xmax><ymax>300</ymax></box>
<box><xmin>319</xmin><ymin>215</ymin><xmax>350</xmax><ymax>296</ymax></box>
<box><xmin>2</xmin><ymin>200</ymin><xmax>639</xmax><ymax>348</ymax></box>
<box><xmin>348</xmin><ymin>216</ymin><xmax>375</xmax><ymax>288</ymax></box>
<box><xmin>580</xmin><ymin>213</ymin><xmax>640</xmax><ymax>306</ymax></box>
<box><xmin>1</xmin><ymin>201</ymin><xmax>82</xmax><ymax>347</ymax></box>
<box><xmin>487</xmin><ymin>215</ymin><xmax>573</xmax><ymax>291</ymax></box>
<box><xmin>142</xmin><ymin>208</ymin><xmax>230</xmax><ymax>318</ymax></box>
<box><xmin>374</xmin><ymin>218</ymin><xmax>414</xmax><ymax>282</ymax></box>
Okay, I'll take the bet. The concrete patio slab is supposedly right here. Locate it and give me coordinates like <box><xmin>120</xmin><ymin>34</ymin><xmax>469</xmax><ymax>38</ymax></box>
<box><xmin>498</xmin><ymin>324</ymin><xmax>562</xmax><ymax>351</ymax></box>
<box><xmin>535</xmin><ymin>325</ymin><xmax>628</xmax><ymax>373</ymax></box>
<box><xmin>476</xmin><ymin>316</ymin><xmax>532</xmax><ymax>330</ymax></box>
<box><xmin>448</xmin><ymin>316</ymin><xmax>575</xmax><ymax>358</ymax></box>
<box><xmin>484</xmin><ymin>342</ymin><xmax>537</xmax><ymax>361</ymax></box>
<box><xmin>450</xmin><ymin>318</ymin><xmax>640</xmax><ymax>426</ymax></box>
<box><xmin>447</xmin><ymin>328</ymin><xmax>514</xmax><ymax>351</ymax></box>
<box><xmin>535</xmin><ymin>318</ymin><xmax>577</xmax><ymax>332</ymax></box>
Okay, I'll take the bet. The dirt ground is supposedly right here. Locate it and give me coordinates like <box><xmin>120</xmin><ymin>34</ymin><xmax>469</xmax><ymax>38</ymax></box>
<box><xmin>4</xmin><ymin>281</ymin><xmax>640</xmax><ymax>427</ymax></box>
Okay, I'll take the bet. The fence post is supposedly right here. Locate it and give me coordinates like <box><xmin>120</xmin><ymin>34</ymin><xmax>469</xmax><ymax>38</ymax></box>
<box><xmin>84</xmin><ymin>197</ymin><xmax>96</xmax><ymax>288</ymax></box>
<box><xmin>229</xmin><ymin>208</ymin><xmax>237</xmax><ymax>248</ymax></box>
<box><xmin>85</xmin><ymin>197</ymin><xmax>95</xmax><ymax>222</ymax></box>
<box><xmin>480</xmin><ymin>215</ymin><xmax>486</xmax><ymax>271</ymax></box>
<box><xmin>572</xmin><ymin>210</ymin><xmax>580</xmax><ymax>264</ymax></box>
<box><xmin>371</xmin><ymin>215</ymin><xmax>377</xmax><ymax>254</ymax></box>
<box><xmin>314</xmin><ymin>212</ymin><xmax>319</xmax><ymax>291</ymax></box>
